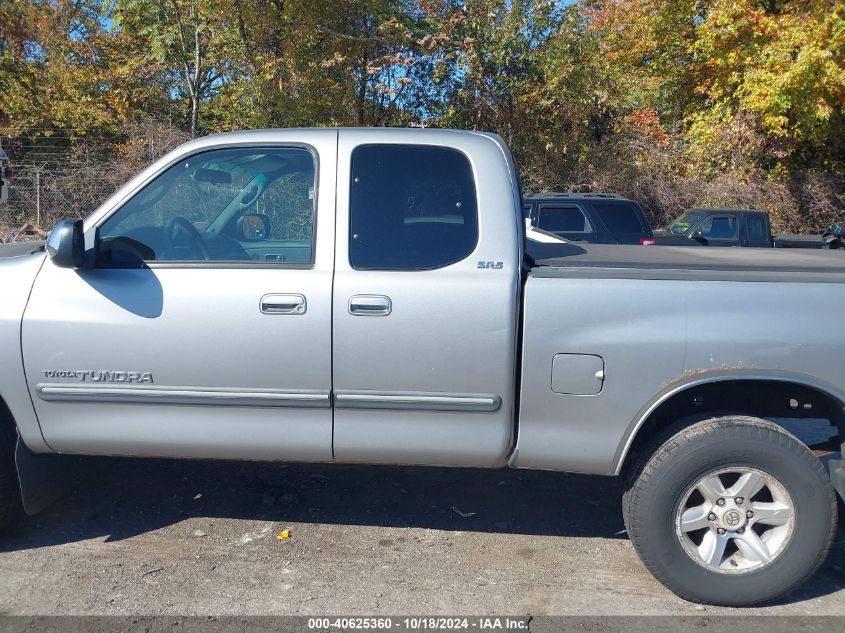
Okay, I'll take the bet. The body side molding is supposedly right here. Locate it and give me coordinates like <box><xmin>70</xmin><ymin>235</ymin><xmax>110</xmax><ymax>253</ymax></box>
<box><xmin>334</xmin><ymin>390</ymin><xmax>502</xmax><ymax>413</ymax></box>
<box><xmin>36</xmin><ymin>384</ymin><xmax>331</xmax><ymax>408</ymax></box>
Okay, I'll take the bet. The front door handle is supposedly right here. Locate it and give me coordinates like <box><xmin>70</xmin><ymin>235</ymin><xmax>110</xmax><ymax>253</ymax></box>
<box><xmin>260</xmin><ymin>293</ymin><xmax>306</xmax><ymax>315</ymax></box>
<box><xmin>349</xmin><ymin>295</ymin><xmax>392</xmax><ymax>316</ymax></box>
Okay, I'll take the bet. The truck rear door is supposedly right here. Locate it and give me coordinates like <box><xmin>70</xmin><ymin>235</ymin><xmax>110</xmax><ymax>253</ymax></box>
<box><xmin>743</xmin><ymin>212</ymin><xmax>773</xmax><ymax>247</ymax></box>
<box><xmin>331</xmin><ymin>130</ymin><xmax>521</xmax><ymax>467</ymax></box>
<box><xmin>693</xmin><ymin>213</ymin><xmax>741</xmax><ymax>246</ymax></box>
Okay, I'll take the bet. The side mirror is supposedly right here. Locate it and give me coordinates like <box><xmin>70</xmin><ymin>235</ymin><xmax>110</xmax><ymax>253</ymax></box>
<box><xmin>690</xmin><ymin>229</ymin><xmax>706</xmax><ymax>242</ymax></box>
<box><xmin>46</xmin><ymin>219</ymin><xmax>86</xmax><ymax>268</ymax></box>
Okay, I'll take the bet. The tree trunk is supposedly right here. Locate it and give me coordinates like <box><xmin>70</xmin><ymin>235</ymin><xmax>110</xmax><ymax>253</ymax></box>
<box><xmin>356</xmin><ymin>53</ymin><xmax>368</xmax><ymax>126</ymax></box>
<box><xmin>190</xmin><ymin>29</ymin><xmax>202</xmax><ymax>137</ymax></box>
<box><xmin>190</xmin><ymin>92</ymin><xmax>199</xmax><ymax>137</ymax></box>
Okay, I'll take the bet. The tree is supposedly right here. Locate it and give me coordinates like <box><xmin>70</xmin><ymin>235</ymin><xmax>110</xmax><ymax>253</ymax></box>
<box><xmin>111</xmin><ymin>0</ymin><xmax>237</xmax><ymax>136</ymax></box>
<box><xmin>588</xmin><ymin>0</ymin><xmax>845</xmax><ymax>170</ymax></box>
<box><xmin>2</xmin><ymin>1</ymin><xmax>121</xmax><ymax>132</ymax></box>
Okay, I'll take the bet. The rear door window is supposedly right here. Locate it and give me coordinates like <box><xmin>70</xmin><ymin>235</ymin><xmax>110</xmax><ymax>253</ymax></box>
<box><xmin>349</xmin><ymin>144</ymin><xmax>478</xmax><ymax>270</ymax></box>
<box><xmin>591</xmin><ymin>201</ymin><xmax>648</xmax><ymax>235</ymax></box>
<box><xmin>537</xmin><ymin>204</ymin><xmax>592</xmax><ymax>234</ymax></box>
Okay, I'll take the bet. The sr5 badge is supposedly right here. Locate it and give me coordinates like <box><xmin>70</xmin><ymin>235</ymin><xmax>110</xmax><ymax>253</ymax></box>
<box><xmin>477</xmin><ymin>260</ymin><xmax>504</xmax><ymax>270</ymax></box>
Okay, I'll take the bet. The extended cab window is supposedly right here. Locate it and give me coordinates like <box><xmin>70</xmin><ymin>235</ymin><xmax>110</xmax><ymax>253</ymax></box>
<box><xmin>747</xmin><ymin>215</ymin><xmax>768</xmax><ymax>240</ymax></box>
<box><xmin>349</xmin><ymin>144</ymin><xmax>478</xmax><ymax>270</ymax></box>
<box><xmin>98</xmin><ymin>147</ymin><xmax>316</xmax><ymax>265</ymax></box>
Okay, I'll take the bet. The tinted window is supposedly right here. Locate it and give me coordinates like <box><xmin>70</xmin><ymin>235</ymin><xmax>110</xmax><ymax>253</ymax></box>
<box><xmin>747</xmin><ymin>215</ymin><xmax>767</xmax><ymax>240</ymax></box>
<box><xmin>592</xmin><ymin>201</ymin><xmax>645</xmax><ymax>234</ymax></box>
<box><xmin>699</xmin><ymin>216</ymin><xmax>738</xmax><ymax>239</ymax></box>
<box><xmin>349</xmin><ymin>144</ymin><xmax>478</xmax><ymax>270</ymax></box>
<box><xmin>537</xmin><ymin>205</ymin><xmax>592</xmax><ymax>233</ymax></box>
<box><xmin>99</xmin><ymin>147</ymin><xmax>316</xmax><ymax>264</ymax></box>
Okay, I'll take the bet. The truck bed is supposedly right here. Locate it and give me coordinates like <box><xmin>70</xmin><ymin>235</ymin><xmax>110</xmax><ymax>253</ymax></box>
<box><xmin>518</xmin><ymin>240</ymin><xmax>845</xmax><ymax>475</ymax></box>
<box><xmin>529</xmin><ymin>242</ymin><xmax>845</xmax><ymax>282</ymax></box>
<box><xmin>773</xmin><ymin>233</ymin><xmax>826</xmax><ymax>249</ymax></box>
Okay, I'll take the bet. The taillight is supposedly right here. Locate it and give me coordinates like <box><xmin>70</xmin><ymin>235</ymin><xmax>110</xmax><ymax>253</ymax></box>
<box><xmin>640</xmin><ymin>238</ymin><xmax>655</xmax><ymax>246</ymax></box>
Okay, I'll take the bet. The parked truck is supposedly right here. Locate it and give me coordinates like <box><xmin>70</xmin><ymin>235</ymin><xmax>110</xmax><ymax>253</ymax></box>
<box><xmin>0</xmin><ymin>129</ymin><xmax>843</xmax><ymax>606</ymax></box>
<box><xmin>655</xmin><ymin>208</ymin><xmax>843</xmax><ymax>249</ymax></box>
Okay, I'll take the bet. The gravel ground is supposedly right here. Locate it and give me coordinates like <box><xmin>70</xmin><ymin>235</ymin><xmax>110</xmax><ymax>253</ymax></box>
<box><xmin>0</xmin><ymin>421</ymin><xmax>842</xmax><ymax>616</ymax></box>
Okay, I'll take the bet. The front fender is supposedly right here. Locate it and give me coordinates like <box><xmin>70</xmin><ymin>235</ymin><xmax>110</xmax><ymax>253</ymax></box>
<box><xmin>0</xmin><ymin>248</ymin><xmax>51</xmax><ymax>453</ymax></box>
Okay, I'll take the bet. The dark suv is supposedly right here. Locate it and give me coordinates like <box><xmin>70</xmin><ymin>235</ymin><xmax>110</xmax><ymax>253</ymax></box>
<box><xmin>524</xmin><ymin>193</ymin><xmax>654</xmax><ymax>245</ymax></box>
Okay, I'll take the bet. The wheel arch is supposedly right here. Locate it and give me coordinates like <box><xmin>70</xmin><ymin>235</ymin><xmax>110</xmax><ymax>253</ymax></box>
<box><xmin>0</xmin><ymin>394</ymin><xmax>17</xmax><ymax>440</ymax></box>
<box><xmin>613</xmin><ymin>369</ymin><xmax>845</xmax><ymax>476</ymax></box>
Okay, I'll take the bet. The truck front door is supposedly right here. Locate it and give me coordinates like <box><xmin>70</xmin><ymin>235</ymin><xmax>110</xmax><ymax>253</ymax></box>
<box><xmin>331</xmin><ymin>130</ymin><xmax>521</xmax><ymax>467</ymax></box>
<box><xmin>692</xmin><ymin>214</ymin><xmax>741</xmax><ymax>246</ymax></box>
<box><xmin>22</xmin><ymin>130</ymin><xmax>337</xmax><ymax>460</ymax></box>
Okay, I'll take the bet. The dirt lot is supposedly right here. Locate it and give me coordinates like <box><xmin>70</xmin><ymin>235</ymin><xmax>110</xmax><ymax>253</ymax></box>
<box><xmin>0</xmin><ymin>446</ymin><xmax>842</xmax><ymax>617</ymax></box>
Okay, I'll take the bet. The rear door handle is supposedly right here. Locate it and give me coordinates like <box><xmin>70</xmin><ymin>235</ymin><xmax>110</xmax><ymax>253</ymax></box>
<box><xmin>260</xmin><ymin>294</ymin><xmax>306</xmax><ymax>315</ymax></box>
<box><xmin>349</xmin><ymin>295</ymin><xmax>391</xmax><ymax>316</ymax></box>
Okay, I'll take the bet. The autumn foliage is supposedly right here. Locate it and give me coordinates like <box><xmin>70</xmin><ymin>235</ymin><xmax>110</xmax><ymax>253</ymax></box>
<box><xmin>1</xmin><ymin>0</ymin><xmax>843</xmax><ymax>231</ymax></box>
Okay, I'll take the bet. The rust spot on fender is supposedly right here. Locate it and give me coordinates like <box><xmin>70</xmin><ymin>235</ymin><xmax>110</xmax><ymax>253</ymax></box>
<box><xmin>660</xmin><ymin>365</ymin><xmax>760</xmax><ymax>391</ymax></box>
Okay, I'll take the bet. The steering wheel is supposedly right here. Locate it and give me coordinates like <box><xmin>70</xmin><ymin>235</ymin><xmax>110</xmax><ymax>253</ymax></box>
<box><xmin>163</xmin><ymin>217</ymin><xmax>211</xmax><ymax>261</ymax></box>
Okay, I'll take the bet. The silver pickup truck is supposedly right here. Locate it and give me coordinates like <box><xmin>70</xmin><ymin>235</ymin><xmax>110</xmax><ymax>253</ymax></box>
<box><xmin>0</xmin><ymin>129</ymin><xmax>843</xmax><ymax>606</ymax></box>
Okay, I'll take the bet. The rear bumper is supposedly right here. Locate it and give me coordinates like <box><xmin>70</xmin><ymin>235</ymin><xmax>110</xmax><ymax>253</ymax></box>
<box><xmin>830</xmin><ymin>442</ymin><xmax>845</xmax><ymax>502</ymax></box>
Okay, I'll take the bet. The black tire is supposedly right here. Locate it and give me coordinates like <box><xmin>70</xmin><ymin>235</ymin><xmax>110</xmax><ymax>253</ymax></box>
<box><xmin>624</xmin><ymin>415</ymin><xmax>838</xmax><ymax>606</ymax></box>
<box><xmin>0</xmin><ymin>421</ymin><xmax>21</xmax><ymax>529</ymax></box>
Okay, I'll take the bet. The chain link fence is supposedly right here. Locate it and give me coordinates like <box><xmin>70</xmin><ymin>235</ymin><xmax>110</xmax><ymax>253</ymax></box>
<box><xmin>1</xmin><ymin>124</ymin><xmax>191</xmax><ymax>241</ymax></box>
<box><xmin>0</xmin><ymin>163</ymin><xmax>146</xmax><ymax>241</ymax></box>
<box><xmin>1</xmin><ymin>163</ymin><xmax>315</xmax><ymax>243</ymax></box>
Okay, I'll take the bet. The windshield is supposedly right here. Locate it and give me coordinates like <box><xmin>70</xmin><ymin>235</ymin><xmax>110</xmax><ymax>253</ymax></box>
<box><xmin>667</xmin><ymin>212</ymin><xmax>700</xmax><ymax>235</ymax></box>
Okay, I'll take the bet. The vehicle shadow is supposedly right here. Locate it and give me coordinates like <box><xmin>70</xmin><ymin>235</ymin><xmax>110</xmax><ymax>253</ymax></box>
<box><xmin>3</xmin><ymin>456</ymin><xmax>627</xmax><ymax>547</ymax></box>
<box><xmin>1</xmin><ymin>455</ymin><xmax>843</xmax><ymax>604</ymax></box>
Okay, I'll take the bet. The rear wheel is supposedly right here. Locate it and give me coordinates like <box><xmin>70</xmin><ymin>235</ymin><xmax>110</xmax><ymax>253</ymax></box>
<box><xmin>624</xmin><ymin>416</ymin><xmax>837</xmax><ymax>606</ymax></box>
